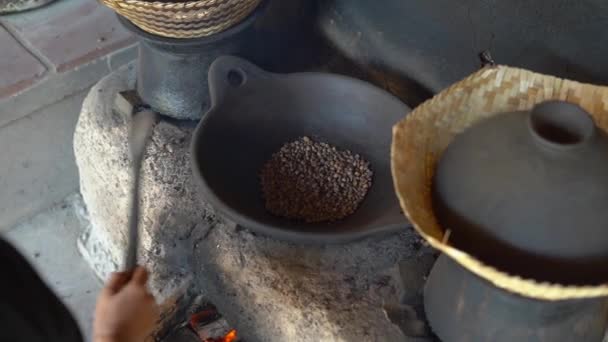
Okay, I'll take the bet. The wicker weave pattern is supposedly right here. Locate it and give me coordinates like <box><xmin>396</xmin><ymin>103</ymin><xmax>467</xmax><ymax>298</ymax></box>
<box><xmin>392</xmin><ymin>66</ymin><xmax>608</xmax><ymax>300</ymax></box>
<box><xmin>100</xmin><ymin>0</ymin><xmax>262</xmax><ymax>38</ymax></box>
<box><xmin>104</xmin><ymin>0</ymin><xmax>235</xmax><ymax>10</ymax></box>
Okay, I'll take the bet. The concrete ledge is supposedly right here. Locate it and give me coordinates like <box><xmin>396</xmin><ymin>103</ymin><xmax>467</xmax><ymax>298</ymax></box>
<box><xmin>0</xmin><ymin>91</ymin><xmax>86</xmax><ymax>230</ymax></box>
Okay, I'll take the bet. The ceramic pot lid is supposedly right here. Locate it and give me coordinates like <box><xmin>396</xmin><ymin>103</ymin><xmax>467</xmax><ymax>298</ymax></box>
<box><xmin>433</xmin><ymin>101</ymin><xmax>608</xmax><ymax>284</ymax></box>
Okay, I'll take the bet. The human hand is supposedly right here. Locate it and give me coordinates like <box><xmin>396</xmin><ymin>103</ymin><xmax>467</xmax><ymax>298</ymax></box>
<box><xmin>93</xmin><ymin>267</ymin><xmax>160</xmax><ymax>342</ymax></box>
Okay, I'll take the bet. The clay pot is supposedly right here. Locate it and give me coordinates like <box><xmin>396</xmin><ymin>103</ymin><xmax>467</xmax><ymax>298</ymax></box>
<box><xmin>433</xmin><ymin>101</ymin><xmax>608</xmax><ymax>284</ymax></box>
<box><xmin>425</xmin><ymin>255</ymin><xmax>608</xmax><ymax>342</ymax></box>
<box><xmin>118</xmin><ymin>10</ymin><xmax>264</xmax><ymax>121</ymax></box>
<box><xmin>117</xmin><ymin>0</ymin><xmax>320</xmax><ymax>121</ymax></box>
<box><xmin>191</xmin><ymin>56</ymin><xmax>409</xmax><ymax>243</ymax></box>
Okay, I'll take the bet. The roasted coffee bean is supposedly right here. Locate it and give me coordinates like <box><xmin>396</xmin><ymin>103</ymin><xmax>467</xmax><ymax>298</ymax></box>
<box><xmin>260</xmin><ymin>137</ymin><xmax>373</xmax><ymax>223</ymax></box>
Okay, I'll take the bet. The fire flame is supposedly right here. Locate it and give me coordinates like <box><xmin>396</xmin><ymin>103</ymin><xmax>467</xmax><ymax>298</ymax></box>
<box><xmin>222</xmin><ymin>329</ymin><xmax>238</xmax><ymax>342</ymax></box>
<box><xmin>204</xmin><ymin>329</ymin><xmax>237</xmax><ymax>342</ymax></box>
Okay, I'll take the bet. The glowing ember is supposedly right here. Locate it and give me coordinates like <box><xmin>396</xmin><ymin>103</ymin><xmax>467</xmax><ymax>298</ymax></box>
<box><xmin>189</xmin><ymin>307</ymin><xmax>238</xmax><ymax>342</ymax></box>
<box><xmin>204</xmin><ymin>329</ymin><xmax>237</xmax><ymax>342</ymax></box>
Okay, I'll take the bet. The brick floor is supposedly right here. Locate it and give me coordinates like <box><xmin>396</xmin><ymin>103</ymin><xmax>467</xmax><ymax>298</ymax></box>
<box><xmin>0</xmin><ymin>24</ymin><xmax>46</xmax><ymax>98</ymax></box>
<box><xmin>0</xmin><ymin>0</ymin><xmax>138</xmax><ymax>241</ymax></box>
<box><xmin>3</xmin><ymin>0</ymin><xmax>134</xmax><ymax>73</ymax></box>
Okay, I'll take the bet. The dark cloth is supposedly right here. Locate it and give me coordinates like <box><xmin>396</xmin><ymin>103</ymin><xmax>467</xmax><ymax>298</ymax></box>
<box><xmin>0</xmin><ymin>238</ymin><xmax>83</xmax><ymax>342</ymax></box>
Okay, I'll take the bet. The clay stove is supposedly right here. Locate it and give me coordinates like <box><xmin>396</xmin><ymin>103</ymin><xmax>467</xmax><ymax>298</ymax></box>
<box><xmin>71</xmin><ymin>0</ymin><xmax>439</xmax><ymax>339</ymax></box>
<box><xmin>73</xmin><ymin>60</ymin><xmax>437</xmax><ymax>341</ymax></box>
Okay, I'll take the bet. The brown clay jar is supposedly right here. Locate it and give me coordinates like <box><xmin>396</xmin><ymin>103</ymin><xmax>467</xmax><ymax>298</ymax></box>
<box><xmin>433</xmin><ymin>101</ymin><xmax>608</xmax><ymax>285</ymax></box>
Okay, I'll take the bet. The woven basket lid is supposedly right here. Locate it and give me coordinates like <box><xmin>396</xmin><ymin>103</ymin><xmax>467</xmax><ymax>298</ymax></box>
<box><xmin>101</xmin><ymin>0</ymin><xmax>262</xmax><ymax>38</ymax></box>
<box><xmin>391</xmin><ymin>65</ymin><xmax>608</xmax><ymax>300</ymax></box>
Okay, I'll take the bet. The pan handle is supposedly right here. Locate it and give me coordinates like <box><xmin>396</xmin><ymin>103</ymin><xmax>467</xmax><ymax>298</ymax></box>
<box><xmin>207</xmin><ymin>56</ymin><xmax>270</xmax><ymax>107</ymax></box>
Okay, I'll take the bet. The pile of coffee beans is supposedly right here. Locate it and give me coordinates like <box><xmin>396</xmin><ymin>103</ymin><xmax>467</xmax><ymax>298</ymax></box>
<box><xmin>260</xmin><ymin>137</ymin><xmax>373</xmax><ymax>223</ymax></box>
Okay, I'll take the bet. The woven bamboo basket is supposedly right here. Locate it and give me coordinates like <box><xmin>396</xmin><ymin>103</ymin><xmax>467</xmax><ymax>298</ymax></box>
<box><xmin>100</xmin><ymin>0</ymin><xmax>262</xmax><ymax>38</ymax></box>
<box><xmin>392</xmin><ymin>65</ymin><xmax>608</xmax><ymax>300</ymax></box>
